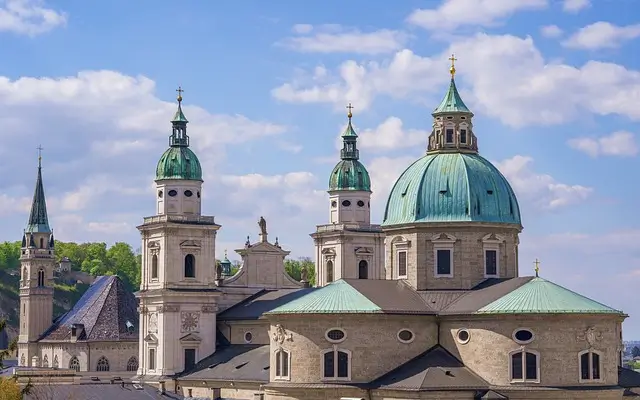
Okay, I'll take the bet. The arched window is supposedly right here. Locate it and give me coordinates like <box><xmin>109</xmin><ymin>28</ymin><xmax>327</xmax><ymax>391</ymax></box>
<box><xmin>151</xmin><ymin>254</ymin><xmax>158</xmax><ymax>279</ymax></box>
<box><xmin>322</xmin><ymin>348</ymin><xmax>351</xmax><ymax>380</ymax></box>
<box><xmin>43</xmin><ymin>355</ymin><xmax>49</xmax><ymax>368</ymax></box>
<box><xmin>579</xmin><ymin>350</ymin><xmax>602</xmax><ymax>381</ymax></box>
<box><xmin>96</xmin><ymin>356</ymin><xmax>110</xmax><ymax>372</ymax></box>
<box><xmin>275</xmin><ymin>349</ymin><xmax>290</xmax><ymax>380</ymax></box>
<box><xmin>53</xmin><ymin>355</ymin><xmax>59</xmax><ymax>368</ymax></box>
<box><xmin>126</xmin><ymin>356</ymin><xmax>139</xmax><ymax>372</ymax></box>
<box><xmin>184</xmin><ymin>254</ymin><xmax>195</xmax><ymax>278</ymax></box>
<box><xmin>69</xmin><ymin>356</ymin><xmax>80</xmax><ymax>372</ymax></box>
<box><xmin>39</xmin><ymin>237</ymin><xmax>44</xmax><ymax>249</ymax></box>
<box><xmin>37</xmin><ymin>269</ymin><xmax>45</xmax><ymax>287</ymax></box>
<box><xmin>358</xmin><ymin>260</ymin><xmax>368</xmax><ymax>279</ymax></box>
<box><xmin>325</xmin><ymin>260</ymin><xmax>334</xmax><ymax>283</ymax></box>
<box><xmin>510</xmin><ymin>349</ymin><xmax>539</xmax><ymax>382</ymax></box>
<box><xmin>22</xmin><ymin>267</ymin><xmax>26</xmax><ymax>281</ymax></box>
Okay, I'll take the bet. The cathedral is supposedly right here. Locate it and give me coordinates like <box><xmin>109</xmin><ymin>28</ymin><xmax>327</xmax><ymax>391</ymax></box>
<box><xmin>14</xmin><ymin>60</ymin><xmax>640</xmax><ymax>399</ymax></box>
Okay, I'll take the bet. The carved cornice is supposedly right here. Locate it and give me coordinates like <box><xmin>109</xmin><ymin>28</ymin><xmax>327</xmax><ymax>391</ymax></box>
<box><xmin>157</xmin><ymin>304</ymin><xmax>180</xmax><ymax>313</ymax></box>
<box><xmin>201</xmin><ymin>304</ymin><xmax>217</xmax><ymax>313</ymax></box>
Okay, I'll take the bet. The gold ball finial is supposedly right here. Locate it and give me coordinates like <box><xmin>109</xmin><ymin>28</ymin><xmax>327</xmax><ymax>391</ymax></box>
<box><xmin>448</xmin><ymin>54</ymin><xmax>458</xmax><ymax>78</ymax></box>
<box><xmin>346</xmin><ymin>102</ymin><xmax>354</xmax><ymax>119</ymax></box>
<box><xmin>176</xmin><ymin>86</ymin><xmax>184</xmax><ymax>103</ymax></box>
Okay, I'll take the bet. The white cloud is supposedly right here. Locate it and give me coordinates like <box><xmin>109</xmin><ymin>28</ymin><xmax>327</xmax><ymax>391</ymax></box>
<box><xmin>279</xmin><ymin>25</ymin><xmax>409</xmax><ymax>55</ymax></box>
<box><xmin>562</xmin><ymin>0</ymin><xmax>591</xmax><ymax>13</ymax></box>
<box><xmin>540</xmin><ymin>24</ymin><xmax>563</xmax><ymax>38</ymax></box>
<box><xmin>567</xmin><ymin>131</ymin><xmax>638</xmax><ymax>158</ymax></box>
<box><xmin>563</xmin><ymin>21</ymin><xmax>640</xmax><ymax>50</ymax></box>
<box><xmin>407</xmin><ymin>0</ymin><xmax>548</xmax><ymax>31</ymax></box>
<box><xmin>0</xmin><ymin>0</ymin><xmax>66</xmax><ymax>36</ymax></box>
<box><xmin>495</xmin><ymin>155</ymin><xmax>592</xmax><ymax>209</ymax></box>
<box><xmin>348</xmin><ymin>117</ymin><xmax>429</xmax><ymax>152</ymax></box>
<box><xmin>272</xmin><ymin>33</ymin><xmax>640</xmax><ymax>127</ymax></box>
<box><xmin>220</xmin><ymin>172</ymin><xmax>315</xmax><ymax>190</ymax></box>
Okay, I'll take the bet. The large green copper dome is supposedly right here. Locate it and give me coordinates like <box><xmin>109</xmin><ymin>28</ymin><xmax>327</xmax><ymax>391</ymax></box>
<box><xmin>156</xmin><ymin>146</ymin><xmax>202</xmax><ymax>181</ymax></box>
<box><xmin>382</xmin><ymin>152</ymin><xmax>521</xmax><ymax>226</ymax></box>
<box><xmin>155</xmin><ymin>91</ymin><xmax>203</xmax><ymax>181</ymax></box>
<box><xmin>329</xmin><ymin>159</ymin><xmax>371</xmax><ymax>192</ymax></box>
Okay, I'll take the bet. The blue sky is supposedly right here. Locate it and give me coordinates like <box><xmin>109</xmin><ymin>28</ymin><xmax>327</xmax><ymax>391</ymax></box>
<box><xmin>1</xmin><ymin>0</ymin><xmax>640</xmax><ymax>334</ymax></box>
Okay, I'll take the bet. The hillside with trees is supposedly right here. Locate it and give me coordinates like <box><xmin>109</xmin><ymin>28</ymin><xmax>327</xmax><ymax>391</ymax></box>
<box><xmin>0</xmin><ymin>241</ymin><xmax>316</xmax><ymax>337</ymax></box>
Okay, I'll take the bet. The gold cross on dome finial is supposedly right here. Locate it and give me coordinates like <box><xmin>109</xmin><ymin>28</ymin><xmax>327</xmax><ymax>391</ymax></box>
<box><xmin>346</xmin><ymin>103</ymin><xmax>354</xmax><ymax>119</ymax></box>
<box><xmin>176</xmin><ymin>86</ymin><xmax>184</xmax><ymax>102</ymax></box>
<box><xmin>534</xmin><ymin>258</ymin><xmax>540</xmax><ymax>277</ymax></box>
<box><xmin>448</xmin><ymin>54</ymin><xmax>457</xmax><ymax>77</ymax></box>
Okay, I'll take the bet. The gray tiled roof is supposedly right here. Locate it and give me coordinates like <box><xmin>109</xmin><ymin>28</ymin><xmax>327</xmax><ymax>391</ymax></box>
<box><xmin>40</xmin><ymin>275</ymin><xmax>139</xmax><ymax>342</ymax></box>
<box><xmin>24</xmin><ymin>383</ymin><xmax>184</xmax><ymax>400</ymax></box>
<box><xmin>178</xmin><ymin>344</ymin><xmax>269</xmax><ymax>383</ymax></box>
<box><xmin>439</xmin><ymin>277</ymin><xmax>533</xmax><ymax>315</ymax></box>
<box><xmin>417</xmin><ymin>290</ymin><xmax>467</xmax><ymax>311</ymax></box>
<box><xmin>620</xmin><ymin>367</ymin><xmax>640</xmax><ymax>388</ymax></box>
<box><xmin>370</xmin><ymin>345</ymin><xmax>489</xmax><ymax>391</ymax></box>
<box><xmin>218</xmin><ymin>288</ymin><xmax>314</xmax><ymax>321</ymax></box>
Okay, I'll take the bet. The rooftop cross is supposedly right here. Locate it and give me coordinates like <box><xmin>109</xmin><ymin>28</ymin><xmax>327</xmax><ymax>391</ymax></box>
<box><xmin>346</xmin><ymin>103</ymin><xmax>354</xmax><ymax>119</ymax></box>
<box><xmin>176</xmin><ymin>86</ymin><xmax>184</xmax><ymax>103</ymax></box>
<box><xmin>534</xmin><ymin>258</ymin><xmax>540</xmax><ymax>277</ymax></box>
<box><xmin>448</xmin><ymin>54</ymin><xmax>457</xmax><ymax>78</ymax></box>
<box><xmin>36</xmin><ymin>144</ymin><xmax>43</xmax><ymax>167</ymax></box>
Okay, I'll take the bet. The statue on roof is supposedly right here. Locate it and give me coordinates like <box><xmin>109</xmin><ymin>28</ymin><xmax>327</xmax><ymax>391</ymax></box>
<box><xmin>258</xmin><ymin>216</ymin><xmax>267</xmax><ymax>236</ymax></box>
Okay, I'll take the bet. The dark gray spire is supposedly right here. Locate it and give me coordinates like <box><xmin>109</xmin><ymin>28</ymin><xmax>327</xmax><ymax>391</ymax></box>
<box><xmin>26</xmin><ymin>149</ymin><xmax>51</xmax><ymax>233</ymax></box>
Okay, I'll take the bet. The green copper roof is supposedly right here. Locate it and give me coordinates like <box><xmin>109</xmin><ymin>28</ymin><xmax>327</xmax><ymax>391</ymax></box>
<box><xmin>329</xmin><ymin>160</ymin><xmax>371</xmax><ymax>192</ymax></box>
<box><xmin>341</xmin><ymin>120</ymin><xmax>358</xmax><ymax>137</ymax></box>
<box><xmin>382</xmin><ymin>152</ymin><xmax>520</xmax><ymax>226</ymax></box>
<box><xmin>26</xmin><ymin>159</ymin><xmax>51</xmax><ymax>233</ymax></box>
<box><xmin>476</xmin><ymin>277</ymin><xmax>622</xmax><ymax>315</ymax></box>
<box><xmin>433</xmin><ymin>78</ymin><xmax>472</xmax><ymax>115</ymax></box>
<box><xmin>268</xmin><ymin>280</ymin><xmax>382</xmax><ymax>314</ymax></box>
<box><xmin>156</xmin><ymin>146</ymin><xmax>203</xmax><ymax>181</ymax></box>
<box><xmin>172</xmin><ymin>103</ymin><xmax>189</xmax><ymax>123</ymax></box>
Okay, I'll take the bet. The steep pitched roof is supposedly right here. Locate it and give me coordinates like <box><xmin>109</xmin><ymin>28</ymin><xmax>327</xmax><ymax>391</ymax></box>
<box><xmin>432</xmin><ymin>78</ymin><xmax>472</xmax><ymax>115</ymax></box>
<box><xmin>267</xmin><ymin>279</ymin><xmax>433</xmax><ymax>315</ymax></box>
<box><xmin>26</xmin><ymin>159</ymin><xmax>50</xmax><ymax>233</ymax></box>
<box><xmin>370</xmin><ymin>345</ymin><xmax>488</xmax><ymax>391</ymax></box>
<box><xmin>178</xmin><ymin>345</ymin><xmax>269</xmax><ymax>382</ymax></box>
<box><xmin>218</xmin><ymin>288</ymin><xmax>314</xmax><ymax>321</ymax></box>
<box><xmin>40</xmin><ymin>276</ymin><xmax>138</xmax><ymax>341</ymax></box>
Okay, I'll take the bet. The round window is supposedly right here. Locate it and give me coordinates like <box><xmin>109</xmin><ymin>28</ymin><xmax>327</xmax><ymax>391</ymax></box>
<box><xmin>513</xmin><ymin>329</ymin><xmax>534</xmax><ymax>344</ymax></box>
<box><xmin>357</xmin><ymin>200</ymin><xmax>365</xmax><ymax>207</ymax></box>
<box><xmin>456</xmin><ymin>329</ymin><xmax>470</xmax><ymax>344</ymax></box>
<box><xmin>342</xmin><ymin>200</ymin><xmax>351</xmax><ymax>207</ymax></box>
<box><xmin>331</xmin><ymin>200</ymin><xmax>337</xmax><ymax>208</ymax></box>
<box><xmin>397</xmin><ymin>329</ymin><xmax>414</xmax><ymax>343</ymax></box>
<box><xmin>158</xmin><ymin>190</ymin><xmax>163</xmax><ymax>198</ymax></box>
<box><xmin>244</xmin><ymin>331</ymin><xmax>253</xmax><ymax>343</ymax></box>
<box><xmin>168</xmin><ymin>189</ymin><xmax>178</xmax><ymax>197</ymax></box>
<box><xmin>184</xmin><ymin>190</ymin><xmax>193</xmax><ymax>197</ymax></box>
<box><xmin>326</xmin><ymin>329</ymin><xmax>346</xmax><ymax>343</ymax></box>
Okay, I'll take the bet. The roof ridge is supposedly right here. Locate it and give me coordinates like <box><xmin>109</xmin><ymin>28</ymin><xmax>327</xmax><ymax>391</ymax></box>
<box><xmin>532</xmin><ymin>277</ymin><xmax>622</xmax><ymax>312</ymax></box>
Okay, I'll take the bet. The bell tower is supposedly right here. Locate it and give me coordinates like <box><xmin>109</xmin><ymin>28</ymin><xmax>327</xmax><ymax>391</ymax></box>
<box><xmin>18</xmin><ymin>148</ymin><xmax>55</xmax><ymax>367</ymax></box>
<box><xmin>136</xmin><ymin>89</ymin><xmax>221</xmax><ymax>384</ymax></box>
<box><xmin>311</xmin><ymin>105</ymin><xmax>384</xmax><ymax>286</ymax></box>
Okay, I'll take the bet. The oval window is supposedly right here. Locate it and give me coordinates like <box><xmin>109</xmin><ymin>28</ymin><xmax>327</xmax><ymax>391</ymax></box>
<box><xmin>331</xmin><ymin>201</ymin><xmax>337</xmax><ymax>208</ymax></box>
<box><xmin>457</xmin><ymin>329</ymin><xmax>470</xmax><ymax>344</ymax></box>
<box><xmin>168</xmin><ymin>189</ymin><xmax>178</xmax><ymax>197</ymax></box>
<box><xmin>184</xmin><ymin>190</ymin><xmax>193</xmax><ymax>197</ymax></box>
<box><xmin>341</xmin><ymin>200</ymin><xmax>351</xmax><ymax>207</ymax></box>
<box><xmin>244</xmin><ymin>331</ymin><xmax>253</xmax><ymax>343</ymax></box>
<box><xmin>158</xmin><ymin>190</ymin><xmax>163</xmax><ymax>198</ymax></box>
<box><xmin>513</xmin><ymin>329</ymin><xmax>534</xmax><ymax>344</ymax></box>
<box><xmin>357</xmin><ymin>200</ymin><xmax>365</xmax><ymax>207</ymax></box>
<box><xmin>326</xmin><ymin>329</ymin><xmax>346</xmax><ymax>343</ymax></box>
<box><xmin>197</xmin><ymin>191</ymin><xmax>201</xmax><ymax>198</ymax></box>
<box><xmin>397</xmin><ymin>329</ymin><xmax>414</xmax><ymax>343</ymax></box>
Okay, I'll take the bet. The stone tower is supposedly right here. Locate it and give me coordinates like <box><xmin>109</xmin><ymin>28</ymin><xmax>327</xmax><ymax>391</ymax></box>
<box><xmin>136</xmin><ymin>89</ymin><xmax>221</xmax><ymax>382</ymax></box>
<box><xmin>18</xmin><ymin>152</ymin><xmax>55</xmax><ymax>367</ymax></box>
<box><xmin>311</xmin><ymin>105</ymin><xmax>384</xmax><ymax>286</ymax></box>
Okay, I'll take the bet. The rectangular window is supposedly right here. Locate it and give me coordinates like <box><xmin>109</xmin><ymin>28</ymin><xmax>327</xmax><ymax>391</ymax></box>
<box><xmin>511</xmin><ymin>352</ymin><xmax>523</xmax><ymax>380</ymax></box>
<box><xmin>397</xmin><ymin>251</ymin><xmax>407</xmax><ymax>277</ymax></box>
<box><xmin>446</xmin><ymin>129</ymin><xmax>454</xmax><ymax>143</ymax></box>
<box><xmin>460</xmin><ymin>129</ymin><xmax>467</xmax><ymax>143</ymax></box>
<box><xmin>525</xmin><ymin>352</ymin><xmax>537</xmax><ymax>380</ymax></box>
<box><xmin>275</xmin><ymin>350</ymin><xmax>289</xmax><ymax>379</ymax></box>
<box><xmin>323</xmin><ymin>351</ymin><xmax>335</xmax><ymax>378</ymax></box>
<box><xmin>149</xmin><ymin>348</ymin><xmax>156</xmax><ymax>370</ymax></box>
<box><xmin>436</xmin><ymin>249</ymin><xmax>452</xmax><ymax>276</ymax></box>
<box><xmin>511</xmin><ymin>351</ymin><xmax>538</xmax><ymax>382</ymax></box>
<box><xmin>581</xmin><ymin>352</ymin><xmax>601</xmax><ymax>380</ymax></box>
<box><xmin>184</xmin><ymin>348</ymin><xmax>196</xmax><ymax>371</ymax></box>
<box><xmin>337</xmin><ymin>351</ymin><xmax>349</xmax><ymax>378</ymax></box>
<box><xmin>485</xmin><ymin>249</ymin><xmax>497</xmax><ymax>276</ymax></box>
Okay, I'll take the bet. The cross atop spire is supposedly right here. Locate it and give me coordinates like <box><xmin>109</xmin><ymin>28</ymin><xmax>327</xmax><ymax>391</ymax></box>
<box><xmin>534</xmin><ymin>258</ymin><xmax>540</xmax><ymax>277</ymax></box>
<box><xmin>26</xmin><ymin>150</ymin><xmax>51</xmax><ymax>233</ymax></box>
<box><xmin>176</xmin><ymin>86</ymin><xmax>184</xmax><ymax>103</ymax></box>
<box><xmin>170</xmin><ymin>87</ymin><xmax>190</xmax><ymax>146</ymax></box>
<box><xmin>448</xmin><ymin>54</ymin><xmax>457</xmax><ymax>78</ymax></box>
<box><xmin>346</xmin><ymin>103</ymin><xmax>354</xmax><ymax>120</ymax></box>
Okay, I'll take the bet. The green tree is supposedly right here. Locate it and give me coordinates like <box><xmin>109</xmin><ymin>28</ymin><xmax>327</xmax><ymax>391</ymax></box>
<box><xmin>632</xmin><ymin>346</ymin><xmax>640</xmax><ymax>358</ymax></box>
<box><xmin>106</xmin><ymin>242</ymin><xmax>140</xmax><ymax>288</ymax></box>
<box><xmin>284</xmin><ymin>257</ymin><xmax>316</xmax><ymax>286</ymax></box>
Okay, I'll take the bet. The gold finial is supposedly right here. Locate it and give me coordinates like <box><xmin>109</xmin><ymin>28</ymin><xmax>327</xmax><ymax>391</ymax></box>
<box><xmin>36</xmin><ymin>144</ymin><xmax>43</xmax><ymax>167</ymax></box>
<box><xmin>448</xmin><ymin>54</ymin><xmax>457</xmax><ymax>78</ymax></box>
<box><xmin>346</xmin><ymin>103</ymin><xmax>354</xmax><ymax>120</ymax></box>
<box><xmin>176</xmin><ymin>86</ymin><xmax>184</xmax><ymax>103</ymax></box>
<box><xmin>224</xmin><ymin>249</ymin><xmax>228</xmax><ymax>258</ymax></box>
<box><xmin>534</xmin><ymin>258</ymin><xmax>540</xmax><ymax>277</ymax></box>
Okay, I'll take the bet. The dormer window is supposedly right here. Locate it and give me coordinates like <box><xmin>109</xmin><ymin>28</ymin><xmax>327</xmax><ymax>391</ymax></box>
<box><xmin>460</xmin><ymin>129</ymin><xmax>467</xmax><ymax>144</ymax></box>
<box><xmin>445</xmin><ymin>129</ymin><xmax>454</xmax><ymax>143</ymax></box>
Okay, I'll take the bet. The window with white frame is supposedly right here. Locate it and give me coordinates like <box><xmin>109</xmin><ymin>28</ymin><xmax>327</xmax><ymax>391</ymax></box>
<box><xmin>148</xmin><ymin>348</ymin><xmax>156</xmax><ymax>370</ymax></box>
<box><xmin>393</xmin><ymin>237</ymin><xmax>410</xmax><ymax>279</ymax></box>
<box><xmin>460</xmin><ymin>129</ymin><xmax>468</xmax><ymax>144</ymax></box>
<box><xmin>482</xmin><ymin>234</ymin><xmax>504</xmax><ymax>278</ymax></box>
<box><xmin>510</xmin><ymin>349</ymin><xmax>539</xmax><ymax>383</ymax></box>
<box><xmin>432</xmin><ymin>233</ymin><xmax>456</xmax><ymax>278</ymax></box>
<box><xmin>579</xmin><ymin>350</ymin><xmax>602</xmax><ymax>382</ymax></box>
<box><xmin>322</xmin><ymin>347</ymin><xmax>351</xmax><ymax>380</ymax></box>
<box><xmin>397</xmin><ymin>251</ymin><xmax>407</xmax><ymax>278</ymax></box>
<box><xmin>274</xmin><ymin>348</ymin><xmax>290</xmax><ymax>380</ymax></box>
<box><xmin>445</xmin><ymin>128</ymin><xmax>454</xmax><ymax>143</ymax></box>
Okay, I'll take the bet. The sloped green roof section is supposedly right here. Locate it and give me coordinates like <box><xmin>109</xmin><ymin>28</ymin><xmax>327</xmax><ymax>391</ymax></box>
<box><xmin>342</xmin><ymin>120</ymin><xmax>358</xmax><ymax>137</ymax></box>
<box><xmin>172</xmin><ymin>103</ymin><xmax>189</xmax><ymax>123</ymax></box>
<box><xmin>267</xmin><ymin>280</ymin><xmax>382</xmax><ymax>314</ymax></box>
<box><xmin>433</xmin><ymin>78</ymin><xmax>471</xmax><ymax>115</ymax></box>
<box><xmin>156</xmin><ymin>146</ymin><xmax>203</xmax><ymax>181</ymax></box>
<box><xmin>329</xmin><ymin>160</ymin><xmax>371</xmax><ymax>192</ymax></box>
<box><xmin>476</xmin><ymin>277</ymin><xmax>622</xmax><ymax>314</ymax></box>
